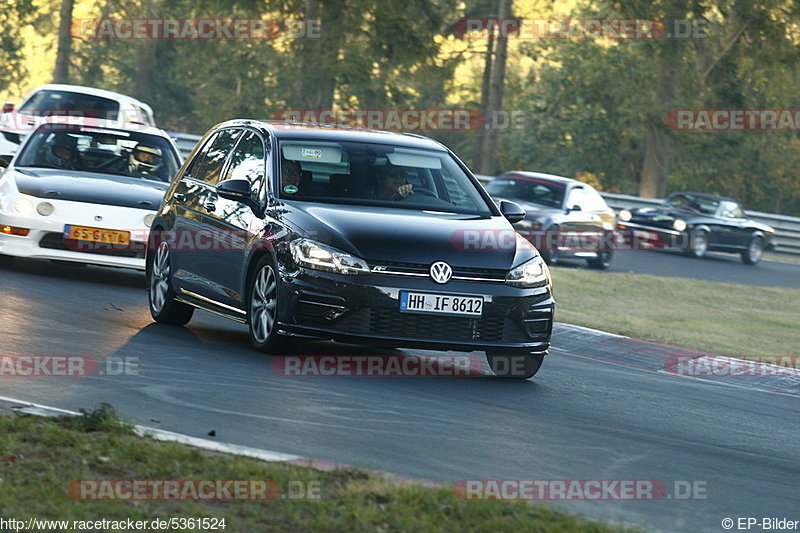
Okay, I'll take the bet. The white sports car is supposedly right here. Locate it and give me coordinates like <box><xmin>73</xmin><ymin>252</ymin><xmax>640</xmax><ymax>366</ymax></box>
<box><xmin>0</xmin><ymin>119</ymin><xmax>181</xmax><ymax>270</ymax></box>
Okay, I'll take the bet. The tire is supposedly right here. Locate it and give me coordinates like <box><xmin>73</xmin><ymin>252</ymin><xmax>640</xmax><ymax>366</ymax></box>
<box><xmin>741</xmin><ymin>236</ymin><xmax>764</xmax><ymax>265</ymax></box>
<box><xmin>486</xmin><ymin>352</ymin><xmax>545</xmax><ymax>379</ymax></box>
<box><xmin>247</xmin><ymin>256</ymin><xmax>287</xmax><ymax>353</ymax></box>
<box><xmin>586</xmin><ymin>250</ymin><xmax>613</xmax><ymax>270</ymax></box>
<box><xmin>539</xmin><ymin>228</ymin><xmax>560</xmax><ymax>266</ymax></box>
<box><xmin>148</xmin><ymin>240</ymin><xmax>194</xmax><ymax>325</ymax></box>
<box><xmin>686</xmin><ymin>230</ymin><xmax>709</xmax><ymax>258</ymax></box>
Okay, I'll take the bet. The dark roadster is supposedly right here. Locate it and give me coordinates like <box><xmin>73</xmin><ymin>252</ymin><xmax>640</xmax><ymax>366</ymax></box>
<box><xmin>617</xmin><ymin>192</ymin><xmax>775</xmax><ymax>264</ymax></box>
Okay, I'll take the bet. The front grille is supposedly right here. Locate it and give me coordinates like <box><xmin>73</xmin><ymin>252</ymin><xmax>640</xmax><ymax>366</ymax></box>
<box><xmin>39</xmin><ymin>232</ymin><xmax>146</xmax><ymax>259</ymax></box>
<box><xmin>369</xmin><ymin>260</ymin><xmax>507</xmax><ymax>282</ymax></box>
<box><xmin>368</xmin><ymin>309</ymin><xmax>526</xmax><ymax>343</ymax></box>
<box><xmin>630</xmin><ymin>216</ymin><xmax>675</xmax><ymax>230</ymax></box>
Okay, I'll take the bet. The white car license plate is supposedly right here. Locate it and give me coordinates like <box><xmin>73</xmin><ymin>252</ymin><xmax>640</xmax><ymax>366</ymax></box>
<box><xmin>399</xmin><ymin>291</ymin><xmax>483</xmax><ymax>317</ymax></box>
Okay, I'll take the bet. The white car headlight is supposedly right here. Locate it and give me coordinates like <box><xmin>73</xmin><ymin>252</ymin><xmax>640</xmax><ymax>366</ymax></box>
<box><xmin>143</xmin><ymin>214</ymin><xmax>155</xmax><ymax>227</ymax></box>
<box><xmin>14</xmin><ymin>198</ymin><xmax>34</xmax><ymax>216</ymax></box>
<box><xmin>290</xmin><ymin>238</ymin><xmax>369</xmax><ymax>275</ymax></box>
<box><xmin>36</xmin><ymin>202</ymin><xmax>54</xmax><ymax>216</ymax></box>
<box><xmin>618</xmin><ymin>209</ymin><xmax>632</xmax><ymax>222</ymax></box>
<box><xmin>673</xmin><ymin>219</ymin><xmax>687</xmax><ymax>232</ymax></box>
<box><xmin>506</xmin><ymin>255</ymin><xmax>550</xmax><ymax>288</ymax></box>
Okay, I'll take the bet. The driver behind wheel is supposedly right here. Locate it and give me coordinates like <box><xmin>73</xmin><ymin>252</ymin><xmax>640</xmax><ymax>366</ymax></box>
<box><xmin>375</xmin><ymin>165</ymin><xmax>413</xmax><ymax>200</ymax></box>
<box><xmin>128</xmin><ymin>142</ymin><xmax>163</xmax><ymax>177</ymax></box>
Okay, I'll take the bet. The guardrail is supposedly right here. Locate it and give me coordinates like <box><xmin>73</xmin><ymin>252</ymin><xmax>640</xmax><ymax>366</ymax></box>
<box><xmin>169</xmin><ymin>132</ymin><xmax>202</xmax><ymax>159</ymax></box>
<box><xmin>476</xmin><ymin>175</ymin><xmax>800</xmax><ymax>256</ymax></box>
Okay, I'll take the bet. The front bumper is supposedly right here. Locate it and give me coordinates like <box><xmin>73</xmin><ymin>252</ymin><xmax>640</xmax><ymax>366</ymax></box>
<box><xmin>0</xmin><ymin>197</ymin><xmax>151</xmax><ymax>270</ymax></box>
<box><xmin>276</xmin><ymin>268</ymin><xmax>554</xmax><ymax>353</ymax></box>
<box><xmin>616</xmin><ymin>222</ymin><xmax>687</xmax><ymax>250</ymax></box>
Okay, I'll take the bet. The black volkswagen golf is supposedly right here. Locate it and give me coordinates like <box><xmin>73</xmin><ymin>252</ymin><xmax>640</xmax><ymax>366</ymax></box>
<box><xmin>147</xmin><ymin>120</ymin><xmax>554</xmax><ymax>378</ymax></box>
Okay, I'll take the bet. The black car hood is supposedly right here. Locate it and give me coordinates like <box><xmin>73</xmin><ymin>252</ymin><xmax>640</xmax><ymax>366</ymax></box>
<box><xmin>634</xmin><ymin>206</ymin><xmax>688</xmax><ymax>219</ymax></box>
<box><xmin>11</xmin><ymin>167</ymin><xmax>167</xmax><ymax>211</ymax></box>
<box><xmin>283</xmin><ymin>202</ymin><xmax>529</xmax><ymax>269</ymax></box>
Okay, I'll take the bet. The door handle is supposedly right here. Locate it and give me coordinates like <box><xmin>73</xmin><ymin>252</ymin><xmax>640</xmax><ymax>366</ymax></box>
<box><xmin>204</xmin><ymin>202</ymin><xmax>216</xmax><ymax>212</ymax></box>
<box><xmin>174</xmin><ymin>193</ymin><xmax>186</xmax><ymax>203</ymax></box>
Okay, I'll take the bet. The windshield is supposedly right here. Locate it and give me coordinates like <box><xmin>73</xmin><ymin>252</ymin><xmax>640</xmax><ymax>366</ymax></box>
<box><xmin>15</xmin><ymin>126</ymin><xmax>180</xmax><ymax>182</ymax></box>
<box><xmin>485</xmin><ymin>176</ymin><xmax>566</xmax><ymax>209</ymax></box>
<box><xmin>664</xmin><ymin>193</ymin><xmax>719</xmax><ymax>215</ymax></box>
<box><xmin>277</xmin><ymin>139</ymin><xmax>492</xmax><ymax>216</ymax></box>
<box><xmin>18</xmin><ymin>90</ymin><xmax>120</xmax><ymax>121</ymax></box>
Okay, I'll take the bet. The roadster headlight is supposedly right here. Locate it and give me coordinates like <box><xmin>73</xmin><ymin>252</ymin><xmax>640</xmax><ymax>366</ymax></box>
<box><xmin>14</xmin><ymin>198</ymin><xmax>34</xmax><ymax>216</ymax></box>
<box><xmin>618</xmin><ymin>209</ymin><xmax>632</xmax><ymax>222</ymax></box>
<box><xmin>673</xmin><ymin>219</ymin><xmax>687</xmax><ymax>232</ymax></box>
<box><xmin>506</xmin><ymin>255</ymin><xmax>550</xmax><ymax>288</ymax></box>
<box><xmin>143</xmin><ymin>214</ymin><xmax>155</xmax><ymax>227</ymax></box>
<box><xmin>290</xmin><ymin>238</ymin><xmax>369</xmax><ymax>275</ymax></box>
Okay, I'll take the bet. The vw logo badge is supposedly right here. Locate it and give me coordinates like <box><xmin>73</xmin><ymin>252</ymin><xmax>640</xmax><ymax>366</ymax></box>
<box><xmin>429</xmin><ymin>261</ymin><xmax>452</xmax><ymax>284</ymax></box>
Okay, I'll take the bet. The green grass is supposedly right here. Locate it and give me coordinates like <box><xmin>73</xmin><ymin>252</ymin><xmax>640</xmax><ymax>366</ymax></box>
<box><xmin>552</xmin><ymin>267</ymin><xmax>800</xmax><ymax>356</ymax></box>
<box><xmin>0</xmin><ymin>406</ymin><xmax>638</xmax><ymax>533</ymax></box>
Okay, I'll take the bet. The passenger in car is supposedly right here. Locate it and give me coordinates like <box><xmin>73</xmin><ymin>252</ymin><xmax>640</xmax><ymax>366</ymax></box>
<box><xmin>281</xmin><ymin>158</ymin><xmax>328</xmax><ymax>196</ymax></box>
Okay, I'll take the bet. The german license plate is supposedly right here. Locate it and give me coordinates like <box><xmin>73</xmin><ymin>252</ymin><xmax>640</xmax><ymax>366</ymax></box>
<box><xmin>399</xmin><ymin>291</ymin><xmax>483</xmax><ymax>317</ymax></box>
<box><xmin>64</xmin><ymin>225</ymin><xmax>131</xmax><ymax>245</ymax></box>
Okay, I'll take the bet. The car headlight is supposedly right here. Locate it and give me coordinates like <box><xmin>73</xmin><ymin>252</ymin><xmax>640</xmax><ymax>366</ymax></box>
<box><xmin>290</xmin><ymin>238</ymin><xmax>369</xmax><ymax>275</ymax></box>
<box><xmin>143</xmin><ymin>214</ymin><xmax>155</xmax><ymax>227</ymax></box>
<box><xmin>36</xmin><ymin>202</ymin><xmax>54</xmax><ymax>216</ymax></box>
<box><xmin>618</xmin><ymin>209</ymin><xmax>632</xmax><ymax>222</ymax></box>
<box><xmin>13</xmin><ymin>198</ymin><xmax>34</xmax><ymax>216</ymax></box>
<box><xmin>673</xmin><ymin>219</ymin><xmax>687</xmax><ymax>232</ymax></box>
<box><xmin>506</xmin><ymin>255</ymin><xmax>550</xmax><ymax>288</ymax></box>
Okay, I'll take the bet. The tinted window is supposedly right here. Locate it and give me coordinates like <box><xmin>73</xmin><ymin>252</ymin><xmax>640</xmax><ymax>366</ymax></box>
<box><xmin>277</xmin><ymin>140</ymin><xmax>492</xmax><ymax>216</ymax></box>
<box><xmin>15</xmin><ymin>126</ymin><xmax>180</xmax><ymax>182</ymax></box>
<box><xmin>486</xmin><ymin>176</ymin><xmax>566</xmax><ymax>208</ymax></box>
<box><xmin>19</xmin><ymin>90</ymin><xmax>120</xmax><ymax>121</ymax></box>
<box><xmin>224</xmin><ymin>131</ymin><xmax>266</xmax><ymax>198</ymax></box>
<box><xmin>664</xmin><ymin>193</ymin><xmax>719</xmax><ymax>215</ymax></box>
<box><xmin>188</xmin><ymin>128</ymin><xmax>241</xmax><ymax>185</ymax></box>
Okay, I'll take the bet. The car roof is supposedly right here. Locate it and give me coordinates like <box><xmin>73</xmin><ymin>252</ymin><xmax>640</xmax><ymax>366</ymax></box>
<box><xmin>31</xmin><ymin>116</ymin><xmax>172</xmax><ymax>139</ymax></box>
<box><xmin>211</xmin><ymin>119</ymin><xmax>449</xmax><ymax>151</ymax></box>
<box><xmin>498</xmin><ymin>170</ymin><xmax>578</xmax><ymax>185</ymax></box>
<box><xmin>25</xmin><ymin>84</ymin><xmax>151</xmax><ymax>109</ymax></box>
<box><xmin>668</xmin><ymin>191</ymin><xmax>739</xmax><ymax>204</ymax></box>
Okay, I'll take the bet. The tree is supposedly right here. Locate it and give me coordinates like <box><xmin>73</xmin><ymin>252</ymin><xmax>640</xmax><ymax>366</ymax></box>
<box><xmin>478</xmin><ymin>0</ymin><xmax>512</xmax><ymax>175</ymax></box>
<box><xmin>53</xmin><ymin>0</ymin><xmax>75</xmax><ymax>83</ymax></box>
<box><xmin>0</xmin><ymin>0</ymin><xmax>37</xmax><ymax>93</ymax></box>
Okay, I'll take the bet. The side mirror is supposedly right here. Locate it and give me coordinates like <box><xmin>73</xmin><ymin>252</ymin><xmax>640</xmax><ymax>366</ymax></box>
<box><xmin>2</xmin><ymin>102</ymin><xmax>14</xmax><ymax>113</ymax></box>
<box><xmin>500</xmin><ymin>200</ymin><xmax>526</xmax><ymax>224</ymax></box>
<box><xmin>217</xmin><ymin>178</ymin><xmax>263</xmax><ymax>217</ymax></box>
<box><xmin>567</xmin><ymin>204</ymin><xmax>582</xmax><ymax>212</ymax></box>
<box><xmin>0</xmin><ymin>154</ymin><xmax>12</xmax><ymax>169</ymax></box>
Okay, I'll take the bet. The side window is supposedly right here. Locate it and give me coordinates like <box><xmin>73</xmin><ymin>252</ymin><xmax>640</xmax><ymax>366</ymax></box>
<box><xmin>567</xmin><ymin>187</ymin><xmax>589</xmax><ymax>210</ymax></box>
<box><xmin>184</xmin><ymin>131</ymin><xmax>219</xmax><ymax>179</ymax></box>
<box><xmin>721</xmin><ymin>201</ymin><xmax>744</xmax><ymax>219</ymax></box>
<box><xmin>582</xmin><ymin>187</ymin><xmax>609</xmax><ymax>212</ymax></box>
<box><xmin>188</xmin><ymin>128</ymin><xmax>241</xmax><ymax>185</ymax></box>
<box><xmin>224</xmin><ymin>131</ymin><xmax>266</xmax><ymax>198</ymax></box>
